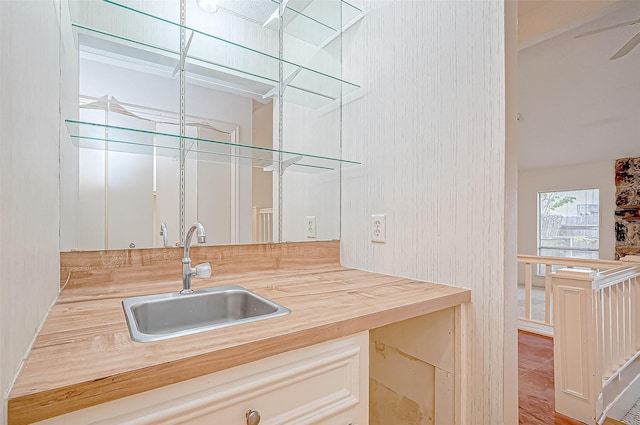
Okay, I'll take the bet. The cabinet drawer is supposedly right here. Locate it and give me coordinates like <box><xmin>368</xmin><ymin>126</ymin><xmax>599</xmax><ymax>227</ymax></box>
<box><xmin>37</xmin><ymin>333</ymin><xmax>368</xmax><ymax>425</ymax></box>
<box><xmin>159</xmin><ymin>343</ymin><xmax>362</xmax><ymax>424</ymax></box>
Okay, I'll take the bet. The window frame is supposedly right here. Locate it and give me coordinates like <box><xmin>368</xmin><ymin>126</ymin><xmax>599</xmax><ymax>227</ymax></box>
<box><xmin>536</xmin><ymin>188</ymin><xmax>601</xmax><ymax>272</ymax></box>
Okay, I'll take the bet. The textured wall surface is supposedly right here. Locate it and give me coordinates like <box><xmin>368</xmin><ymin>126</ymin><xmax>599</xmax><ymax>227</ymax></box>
<box><xmin>615</xmin><ymin>157</ymin><xmax>640</xmax><ymax>259</ymax></box>
<box><xmin>0</xmin><ymin>0</ymin><xmax>62</xmax><ymax>422</ymax></box>
<box><xmin>341</xmin><ymin>0</ymin><xmax>515</xmax><ymax>423</ymax></box>
<box><xmin>503</xmin><ymin>1</ymin><xmax>519</xmax><ymax>421</ymax></box>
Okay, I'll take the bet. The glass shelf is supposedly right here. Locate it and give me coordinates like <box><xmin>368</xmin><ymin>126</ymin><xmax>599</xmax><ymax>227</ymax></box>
<box><xmin>73</xmin><ymin>23</ymin><xmax>278</xmax><ymax>99</ymax></box>
<box><xmin>281</xmin><ymin>0</ymin><xmax>363</xmax><ymax>31</ymax></box>
<box><xmin>65</xmin><ymin>120</ymin><xmax>360</xmax><ymax>173</ymax></box>
<box><xmin>279</xmin><ymin>0</ymin><xmax>363</xmax><ymax>47</ymax></box>
<box><xmin>217</xmin><ymin>0</ymin><xmax>363</xmax><ymax>47</ymax></box>
<box><xmin>82</xmin><ymin>0</ymin><xmax>360</xmax><ymax>109</ymax></box>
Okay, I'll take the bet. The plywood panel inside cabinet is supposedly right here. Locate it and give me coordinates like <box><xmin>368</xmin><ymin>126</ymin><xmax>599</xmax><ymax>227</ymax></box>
<box><xmin>369</xmin><ymin>307</ymin><xmax>457</xmax><ymax>425</ymax></box>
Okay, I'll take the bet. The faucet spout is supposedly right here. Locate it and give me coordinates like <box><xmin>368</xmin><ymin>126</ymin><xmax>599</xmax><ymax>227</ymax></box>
<box><xmin>160</xmin><ymin>222</ymin><xmax>169</xmax><ymax>247</ymax></box>
<box><xmin>181</xmin><ymin>222</ymin><xmax>208</xmax><ymax>294</ymax></box>
<box><xmin>183</xmin><ymin>222</ymin><xmax>206</xmax><ymax>259</ymax></box>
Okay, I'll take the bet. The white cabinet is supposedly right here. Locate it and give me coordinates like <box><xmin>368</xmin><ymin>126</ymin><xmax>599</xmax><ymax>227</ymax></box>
<box><xmin>36</xmin><ymin>333</ymin><xmax>368</xmax><ymax>425</ymax></box>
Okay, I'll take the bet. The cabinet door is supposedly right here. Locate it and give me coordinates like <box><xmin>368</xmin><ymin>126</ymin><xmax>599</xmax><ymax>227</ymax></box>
<box><xmin>36</xmin><ymin>333</ymin><xmax>368</xmax><ymax>425</ymax></box>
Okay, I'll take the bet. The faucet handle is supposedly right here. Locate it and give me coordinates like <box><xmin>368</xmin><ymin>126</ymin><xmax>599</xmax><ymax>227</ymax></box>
<box><xmin>194</xmin><ymin>262</ymin><xmax>212</xmax><ymax>279</ymax></box>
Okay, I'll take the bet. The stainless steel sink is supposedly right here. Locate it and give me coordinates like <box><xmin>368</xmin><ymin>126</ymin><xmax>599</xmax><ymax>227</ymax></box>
<box><xmin>122</xmin><ymin>285</ymin><xmax>290</xmax><ymax>342</ymax></box>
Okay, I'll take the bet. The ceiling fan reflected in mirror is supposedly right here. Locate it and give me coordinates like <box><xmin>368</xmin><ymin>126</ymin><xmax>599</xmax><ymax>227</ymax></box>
<box><xmin>575</xmin><ymin>15</ymin><xmax>640</xmax><ymax>60</ymax></box>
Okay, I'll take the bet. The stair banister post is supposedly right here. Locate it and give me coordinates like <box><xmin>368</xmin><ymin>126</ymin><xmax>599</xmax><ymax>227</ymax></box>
<box><xmin>552</xmin><ymin>267</ymin><xmax>600</xmax><ymax>425</ymax></box>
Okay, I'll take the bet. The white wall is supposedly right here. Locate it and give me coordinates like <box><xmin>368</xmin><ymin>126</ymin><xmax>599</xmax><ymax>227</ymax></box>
<box><xmin>0</xmin><ymin>0</ymin><xmax>63</xmax><ymax>422</ymax></box>
<box><xmin>59</xmin><ymin>0</ymin><xmax>80</xmax><ymax>250</ymax></box>
<box><xmin>518</xmin><ymin>160</ymin><xmax>616</xmax><ymax>260</ymax></box>
<box><xmin>341</xmin><ymin>1</ymin><xmax>515</xmax><ymax>423</ymax></box>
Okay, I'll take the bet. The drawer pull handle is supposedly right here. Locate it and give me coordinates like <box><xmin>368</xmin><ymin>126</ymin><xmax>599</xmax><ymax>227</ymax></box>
<box><xmin>246</xmin><ymin>410</ymin><xmax>261</xmax><ymax>425</ymax></box>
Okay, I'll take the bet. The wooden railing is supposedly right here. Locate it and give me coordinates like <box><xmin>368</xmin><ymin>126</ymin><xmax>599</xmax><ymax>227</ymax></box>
<box><xmin>517</xmin><ymin>255</ymin><xmax>622</xmax><ymax>335</ymax></box>
<box><xmin>252</xmin><ymin>207</ymin><xmax>273</xmax><ymax>243</ymax></box>
<box><xmin>551</xmin><ymin>262</ymin><xmax>640</xmax><ymax>424</ymax></box>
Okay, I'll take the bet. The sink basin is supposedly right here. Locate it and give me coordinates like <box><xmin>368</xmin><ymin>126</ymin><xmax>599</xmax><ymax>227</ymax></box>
<box><xmin>122</xmin><ymin>285</ymin><xmax>290</xmax><ymax>342</ymax></box>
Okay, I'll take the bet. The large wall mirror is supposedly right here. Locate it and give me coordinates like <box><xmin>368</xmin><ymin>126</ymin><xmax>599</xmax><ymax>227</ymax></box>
<box><xmin>59</xmin><ymin>0</ymin><xmax>362</xmax><ymax>251</ymax></box>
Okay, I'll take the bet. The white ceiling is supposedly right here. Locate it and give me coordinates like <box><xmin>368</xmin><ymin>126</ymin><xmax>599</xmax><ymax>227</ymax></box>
<box><xmin>517</xmin><ymin>0</ymin><xmax>640</xmax><ymax>170</ymax></box>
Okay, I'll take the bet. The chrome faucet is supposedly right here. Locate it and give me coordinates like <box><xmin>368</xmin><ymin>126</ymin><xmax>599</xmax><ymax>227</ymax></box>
<box><xmin>181</xmin><ymin>222</ymin><xmax>211</xmax><ymax>294</ymax></box>
<box><xmin>160</xmin><ymin>222</ymin><xmax>169</xmax><ymax>247</ymax></box>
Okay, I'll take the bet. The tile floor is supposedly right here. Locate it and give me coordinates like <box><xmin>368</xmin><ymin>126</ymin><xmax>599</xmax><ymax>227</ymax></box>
<box><xmin>518</xmin><ymin>330</ymin><xmax>583</xmax><ymax>425</ymax></box>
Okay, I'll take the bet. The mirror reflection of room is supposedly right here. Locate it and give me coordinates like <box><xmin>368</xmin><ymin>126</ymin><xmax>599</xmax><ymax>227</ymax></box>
<box><xmin>60</xmin><ymin>0</ymin><xmax>356</xmax><ymax>251</ymax></box>
<box><xmin>73</xmin><ymin>59</ymin><xmax>273</xmax><ymax>249</ymax></box>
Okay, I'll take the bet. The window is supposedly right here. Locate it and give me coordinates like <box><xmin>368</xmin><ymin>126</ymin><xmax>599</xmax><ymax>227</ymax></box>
<box><xmin>538</xmin><ymin>189</ymin><xmax>599</xmax><ymax>261</ymax></box>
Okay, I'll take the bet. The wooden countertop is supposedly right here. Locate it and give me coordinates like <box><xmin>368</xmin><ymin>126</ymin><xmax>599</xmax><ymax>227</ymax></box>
<box><xmin>8</xmin><ymin>241</ymin><xmax>470</xmax><ymax>424</ymax></box>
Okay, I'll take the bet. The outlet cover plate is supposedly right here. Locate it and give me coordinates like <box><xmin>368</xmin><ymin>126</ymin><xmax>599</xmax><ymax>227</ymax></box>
<box><xmin>306</xmin><ymin>216</ymin><xmax>317</xmax><ymax>238</ymax></box>
<box><xmin>371</xmin><ymin>214</ymin><xmax>386</xmax><ymax>243</ymax></box>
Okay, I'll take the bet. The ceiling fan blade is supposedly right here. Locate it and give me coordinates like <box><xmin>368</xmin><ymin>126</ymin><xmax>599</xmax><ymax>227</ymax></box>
<box><xmin>610</xmin><ymin>31</ymin><xmax>640</xmax><ymax>60</ymax></box>
<box><xmin>575</xmin><ymin>18</ymin><xmax>639</xmax><ymax>39</ymax></box>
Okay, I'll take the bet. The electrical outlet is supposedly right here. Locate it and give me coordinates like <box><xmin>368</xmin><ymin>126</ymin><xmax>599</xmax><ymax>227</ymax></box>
<box><xmin>371</xmin><ymin>214</ymin><xmax>386</xmax><ymax>243</ymax></box>
<box><xmin>306</xmin><ymin>216</ymin><xmax>317</xmax><ymax>238</ymax></box>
